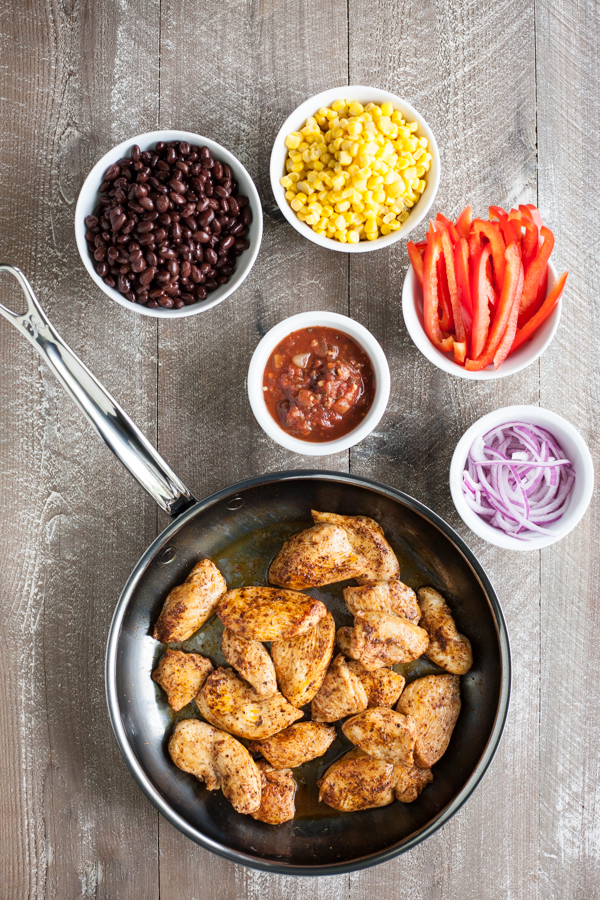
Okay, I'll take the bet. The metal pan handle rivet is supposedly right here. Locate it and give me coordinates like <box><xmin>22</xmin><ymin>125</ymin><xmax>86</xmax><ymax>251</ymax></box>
<box><xmin>159</xmin><ymin>547</ymin><xmax>177</xmax><ymax>565</ymax></box>
<box><xmin>225</xmin><ymin>496</ymin><xmax>245</xmax><ymax>511</ymax></box>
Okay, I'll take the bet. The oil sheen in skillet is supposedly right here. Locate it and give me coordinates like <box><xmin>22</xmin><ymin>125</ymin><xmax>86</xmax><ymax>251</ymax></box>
<box><xmin>262</xmin><ymin>326</ymin><xmax>375</xmax><ymax>442</ymax></box>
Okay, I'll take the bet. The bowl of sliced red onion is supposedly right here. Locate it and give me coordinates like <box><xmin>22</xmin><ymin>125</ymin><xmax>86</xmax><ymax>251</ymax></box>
<box><xmin>450</xmin><ymin>405</ymin><xmax>594</xmax><ymax>550</ymax></box>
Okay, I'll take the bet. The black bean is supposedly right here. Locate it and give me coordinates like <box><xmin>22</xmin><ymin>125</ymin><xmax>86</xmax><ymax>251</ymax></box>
<box><xmin>96</xmin><ymin>261</ymin><xmax>108</xmax><ymax>277</ymax></box>
<box><xmin>131</xmin><ymin>144</ymin><xmax>141</xmax><ymax>161</ymax></box>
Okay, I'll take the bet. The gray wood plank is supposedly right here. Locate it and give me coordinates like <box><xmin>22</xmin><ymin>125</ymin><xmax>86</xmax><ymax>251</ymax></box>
<box><xmin>347</xmin><ymin>1</ymin><xmax>541</xmax><ymax>898</ymax></box>
<box><xmin>536</xmin><ymin>2</ymin><xmax>600</xmax><ymax>898</ymax></box>
<box><xmin>0</xmin><ymin>1</ymin><xmax>161</xmax><ymax>898</ymax></box>
<box><xmin>155</xmin><ymin>0</ymin><xmax>350</xmax><ymax>895</ymax></box>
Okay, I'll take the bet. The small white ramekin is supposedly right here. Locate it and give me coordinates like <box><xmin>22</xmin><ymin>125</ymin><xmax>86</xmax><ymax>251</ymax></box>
<box><xmin>270</xmin><ymin>86</ymin><xmax>440</xmax><ymax>254</ymax></box>
<box><xmin>247</xmin><ymin>311</ymin><xmax>390</xmax><ymax>455</ymax></box>
<box><xmin>403</xmin><ymin>258</ymin><xmax>562</xmax><ymax>379</ymax></box>
<box><xmin>75</xmin><ymin>130</ymin><xmax>263</xmax><ymax>318</ymax></box>
<box><xmin>450</xmin><ymin>405</ymin><xmax>594</xmax><ymax>550</ymax></box>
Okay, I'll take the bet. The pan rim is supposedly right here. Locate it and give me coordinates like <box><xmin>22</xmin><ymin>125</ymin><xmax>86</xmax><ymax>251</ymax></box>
<box><xmin>105</xmin><ymin>469</ymin><xmax>511</xmax><ymax>876</ymax></box>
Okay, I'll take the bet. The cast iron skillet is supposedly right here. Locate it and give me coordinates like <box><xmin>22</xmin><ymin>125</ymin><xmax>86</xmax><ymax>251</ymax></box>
<box><xmin>0</xmin><ymin>266</ymin><xmax>510</xmax><ymax>875</ymax></box>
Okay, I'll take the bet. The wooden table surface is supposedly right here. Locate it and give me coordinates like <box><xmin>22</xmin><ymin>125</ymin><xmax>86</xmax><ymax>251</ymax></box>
<box><xmin>1</xmin><ymin>1</ymin><xmax>598</xmax><ymax>897</ymax></box>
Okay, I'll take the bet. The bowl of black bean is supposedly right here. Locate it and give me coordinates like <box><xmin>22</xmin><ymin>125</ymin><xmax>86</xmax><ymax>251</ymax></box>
<box><xmin>75</xmin><ymin>130</ymin><xmax>263</xmax><ymax>317</ymax></box>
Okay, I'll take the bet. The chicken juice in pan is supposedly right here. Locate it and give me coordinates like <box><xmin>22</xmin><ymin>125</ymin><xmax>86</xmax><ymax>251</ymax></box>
<box><xmin>151</xmin><ymin>513</ymin><xmax>471</xmax><ymax>821</ymax></box>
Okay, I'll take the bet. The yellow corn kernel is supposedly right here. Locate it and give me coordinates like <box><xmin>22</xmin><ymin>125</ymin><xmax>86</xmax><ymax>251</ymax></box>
<box><xmin>380</xmin><ymin>101</ymin><xmax>393</xmax><ymax>117</ymax></box>
<box><xmin>334</xmin><ymin>214</ymin><xmax>347</xmax><ymax>231</ymax></box>
<box><xmin>290</xmin><ymin>197</ymin><xmax>305</xmax><ymax>211</ymax></box>
<box><xmin>366</xmin><ymin>230</ymin><xmax>378</xmax><ymax>240</ymax></box>
<box><xmin>284</xmin><ymin>190</ymin><xmax>295</xmax><ymax>201</ymax></box>
<box><xmin>347</xmin><ymin>230</ymin><xmax>360</xmax><ymax>243</ymax></box>
<box><xmin>399</xmin><ymin>210</ymin><xmax>409</xmax><ymax>222</ymax></box>
<box><xmin>331</xmin><ymin>99</ymin><xmax>347</xmax><ymax>112</ymax></box>
<box><xmin>380</xmin><ymin>223</ymin><xmax>392</xmax><ymax>235</ymax></box>
<box><xmin>335</xmin><ymin>201</ymin><xmax>351</xmax><ymax>212</ymax></box>
<box><xmin>408</xmin><ymin>120</ymin><xmax>419</xmax><ymax>132</ymax></box>
<box><xmin>285</xmin><ymin>132</ymin><xmax>302</xmax><ymax>149</ymax></box>
<box><xmin>348</xmin><ymin>101</ymin><xmax>364</xmax><ymax>116</ymax></box>
<box><xmin>337</xmin><ymin>150</ymin><xmax>352</xmax><ymax>166</ymax></box>
<box><xmin>416</xmin><ymin>179</ymin><xmax>426</xmax><ymax>193</ymax></box>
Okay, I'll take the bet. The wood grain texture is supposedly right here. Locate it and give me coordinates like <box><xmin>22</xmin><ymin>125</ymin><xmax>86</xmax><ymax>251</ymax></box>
<box><xmin>348</xmin><ymin>1</ymin><xmax>540</xmax><ymax>898</ymax></box>
<box><xmin>0</xmin><ymin>1</ymin><xmax>161</xmax><ymax>898</ymax></box>
<box><xmin>536</xmin><ymin>2</ymin><xmax>600</xmax><ymax>898</ymax></box>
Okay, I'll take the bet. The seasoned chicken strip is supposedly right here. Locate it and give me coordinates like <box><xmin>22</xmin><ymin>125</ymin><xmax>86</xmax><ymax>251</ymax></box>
<box><xmin>271</xmin><ymin>612</ymin><xmax>335</xmax><ymax>707</ymax></box>
<box><xmin>344</xmin><ymin>579</ymin><xmax>421</xmax><ymax>623</ymax></box>
<box><xmin>311</xmin><ymin>654</ymin><xmax>369</xmax><ymax>723</ymax></box>
<box><xmin>397</xmin><ymin>674</ymin><xmax>461</xmax><ymax>768</ymax></box>
<box><xmin>346</xmin><ymin>660</ymin><xmax>405</xmax><ymax>708</ymax></box>
<box><xmin>268</xmin><ymin>523</ymin><xmax>365</xmax><ymax>589</ymax></box>
<box><xmin>196</xmin><ymin>667</ymin><xmax>303</xmax><ymax>740</ymax></box>
<box><xmin>250</xmin><ymin>759</ymin><xmax>296</xmax><ymax>825</ymax></box>
<box><xmin>221</xmin><ymin>629</ymin><xmax>278</xmax><ymax>698</ymax></box>
<box><xmin>336</xmin><ymin>626</ymin><xmax>360</xmax><ymax>660</ymax></box>
<box><xmin>393</xmin><ymin>765</ymin><xmax>433</xmax><ymax>803</ymax></box>
<box><xmin>218</xmin><ymin>587</ymin><xmax>327</xmax><ymax>641</ymax></box>
<box><xmin>318</xmin><ymin>748</ymin><xmax>395</xmax><ymax>812</ymax></box>
<box><xmin>350</xmin><ymin>611</ymin><xmax>429</xmax><ymax>670</ymax></box>
<box><xmin>342</xmin><ymin>707</ymin><xmax>416</xmax><ymax>767</ymax></box>
<box><xmin>168</xmin><ymin>719</ymin><xmax>261</xmax><ymax>815</ymax></box>
<box><xmin>153</xmin><ymin>559</ymin><xmax>227</xmax><ymax>643</ymax></box>
<box><xmin>249</xmin><ymin>722</ymin><xmax>336</xmax><ymax>769</ymax></box>
<box><xmin>417</xmin><ymin>587</ymin><xmax>473</xmax><ymax>675</ymax></box>
<box><xmin>311</xmin><ymin>511</ymin><xmax>400</xmax><ymax>584</ymax></box>
<box><xmin>152</xmin><ymin>649</ymin><xmax>214</xmax><ymax>711</ymax></box>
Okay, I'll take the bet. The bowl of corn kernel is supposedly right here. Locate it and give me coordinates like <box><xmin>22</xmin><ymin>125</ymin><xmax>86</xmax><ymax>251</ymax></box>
<box><xmin>270</xmin><ymin>86</ymin><xmax>440</xmax><ymax>252</ymax></box>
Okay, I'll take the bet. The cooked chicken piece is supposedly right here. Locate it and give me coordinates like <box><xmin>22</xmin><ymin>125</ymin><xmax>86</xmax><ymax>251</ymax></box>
<box><xmin>346</xmin><ymin>660</ymin><xmax>405</xmax><ymax>708</ymax></box>
<box><xmin>152</xmin><ymin>649</ymin><xmax>214</xmax><ymax>711</ymax></box>
<box><xmin>350</xmin><ymin>611</ymin><xmax>429</xmax><ymax>671</ymax></box>
<box><xmin>271</xmin><ymin>612</ymin><xmax>335</xmax><ymax>707</ymax></box>
<box><xmin>417</xmin><ymin>587</ymin><xmax>473</xmax><ymax>675</ymax></box>
<box><xmin>336</xmin><ymin>626</ymin><xmax>360</xmax><ymax>660</ymax></box>
<box><xmin>221</xmin><ymin>629</ymin><xmax>277</xmax><ymax>698</ymax></box>
<box><xmin>312</xmin><ymin>511</ymin><xmax>400</xmax><ymax>584</ymax></box>
<box><xmin>397</xmin><ymin>674</ymin><xmax>461</xmax><ymax>767</ymax></box>
<box><xmin>393</xmin><ymin>765</ymin><xmax>434</xmax><ymax>803</ymax></box>
<box><xmin>250</xmin><ymin>759</ymin><xmax>297</xmax><ymax>824</ymax></box>
<box><xmin>153</xmin><ymin>559</ymin><xmax>227</xmax><ymax>643</ymax></box>
<box><xmin>344</xmin><ymin>579</ymin><xmax>421</xmax><ymax>623</ymax></box>
<box><xmin>311</xmin><ymin>653</ymin><xmax>369</xmax><ymax>723</ymax></box>
<box><xmin>196</xmin><ymin>667</ymin><xmax>303</xmax><ymax>740</ymax></box>
<box><xmin>342</xmin><ymin>708</ymin><xmax>416</xmax><ymax>766</ymax></box>
<box><xmin>268</xmin><ymin>523</ymin><xmax>365</xmax><ymax>589</ymax></box>
<box><xmin>168</xmin><ymin>719</ymin><xmax>261</xmax><ymax>815</ymax></box>
<box><xmin>217</xmin><ymin>587</ymin><xmax>327</xmax><ymax>641</ymax></box>
<box><xmin>318</xmin><ymin>748</ymin><xmax>395</xmax><ymax>812</ymax></box>
<box><xmin>249</xmin><ymin>722</ymin><xmax>336</xmax><ymax>769</ymax></box>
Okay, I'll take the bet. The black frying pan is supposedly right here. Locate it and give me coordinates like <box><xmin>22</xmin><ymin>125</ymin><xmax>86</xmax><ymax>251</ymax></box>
<box><xmin>0</xmin><ymin>266</ymin><xmax>510</xmax><ymax>875</ymax></box>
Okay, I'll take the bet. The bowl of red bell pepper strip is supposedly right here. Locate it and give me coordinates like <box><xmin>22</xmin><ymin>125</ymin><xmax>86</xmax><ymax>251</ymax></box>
<box><xmin>402</xmin><ymin>203</ymin><xmax>567</xmax><ymax>379</ymax></box>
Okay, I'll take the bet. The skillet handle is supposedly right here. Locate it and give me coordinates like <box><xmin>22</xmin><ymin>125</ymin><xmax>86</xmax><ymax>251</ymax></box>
<box><xmin>0</xmin><ymin>265</ymin><xmax>196</xmax><ymax>518</ymax></box>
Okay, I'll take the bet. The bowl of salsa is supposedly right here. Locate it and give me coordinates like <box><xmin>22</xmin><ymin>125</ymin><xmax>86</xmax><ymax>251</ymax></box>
<box><xmin>248</xmin><ymin>311</ymin><xmax>390</xmax><ymax>455</ymax></box>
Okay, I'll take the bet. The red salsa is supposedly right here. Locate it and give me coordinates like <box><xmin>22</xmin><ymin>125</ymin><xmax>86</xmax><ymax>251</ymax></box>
<box><xmin>263</xmin><ymin>326</ymin><xmax>375</xmax><ymax>442</ymax></box>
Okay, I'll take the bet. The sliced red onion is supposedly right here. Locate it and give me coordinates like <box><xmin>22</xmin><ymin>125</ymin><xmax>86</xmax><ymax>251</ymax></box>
<box><xmin>462</xmin><ymin>421</ymin><xmax>575</xmax><ymax>540</ymax></box>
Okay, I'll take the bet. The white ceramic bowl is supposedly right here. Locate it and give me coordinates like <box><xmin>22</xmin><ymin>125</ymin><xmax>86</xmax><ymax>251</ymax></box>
<box><xmin>403</xmin><ymin>258</ymin><xmax>562</xmax><ymax>379</ymax></box>
<box><xmin>75</xmin><ymin>130</ymin><xmax>263</xmax><ymax>318</ymax></box>
<box><xmin>450</xmin><ymin>405</ymin><xmax>594</xmax><ymax>550</ymax></box>
<box><xmin>247</xmin><ymin>311</ymin><xmax>390</xmax><ymax>455</ymax></box>
<box><xmin>270</xmin><ymin>86</ymin><xmax>440</xmax><ymax>254</ymax></box>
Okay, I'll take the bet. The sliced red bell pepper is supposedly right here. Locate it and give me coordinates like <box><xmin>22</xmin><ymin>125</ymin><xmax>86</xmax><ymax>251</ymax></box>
<box><xmin>437</xmin><ymin>252</ymin><xmax>454</xmax><ymax>332</ymax></box>
<box><xmin>439</xmin><ymin>226</ymin><xmax>465</xmax><ymax>342</ymax></box>
<box><xmin>517</xmin><ymin>226</ymin><xmax>555</xmax><ymax>327</ymax></box>
<box><xmin>510</xmin><ymin>272</ymin><xmax>567</xmax><ymax>355</ymax></box>
<box><xmin>407</xmin><ymin>240</ymin><xmax>424</xmax><ymax>288</ymax></box>
<box><xmin>455</xmin><ymin>205</ymin><xmax>472</xmax><ymax>240</ymax></box>
<box><xmin>465</xmin><ymin>242</ymin><xmax>522</xmax><ymax>371</ymax></box>
<box><xmin>422</xmin><ymin>227</ymin><xmax>454</xmax><ymax>353</ymax></box>
<box><xmin>471</xmin><ymin>219</ymin><xmax>507</xmax><ymax>293</ymax></box>
<box><xmin>519</xmin><ymin>203</ymin><xmax>544</xmax><ymax>233</ymax></box>
<box><xmin>521</xmin><ymin>216</ymin><xmax>539</xmax><ymax>272</ymax></box>
<box><xmin>493</xmin><ymin>257</ymin><xmax>524</xmax><ymax>368</ymax></box>
<box><xmin>469</xmin><ymin>228</ymin><xmax>484</xmax><ymax>260</ymax></box>
<box><xmin>453</xmin><ymin>341</ymin><xmax>467</xmax><ymax>365</ymax></box>
<box><xmin>469</xmin><ymin>244</ymin><xmax>493</xmax><ymax>360</ymax></box>
<box><xmin>436</xmin><ymin>212</ymin><xmax>460</xmax><ymax>244</ymax></box>
<box><xmin>454</xmin><ymin>237</ymin><xmax>473</xmax><ymax>332</ymax></box>
<box><xmin>489</xmin><ymin>206</ymin><xmax>520</xmax><ymax>247</ymax></box>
